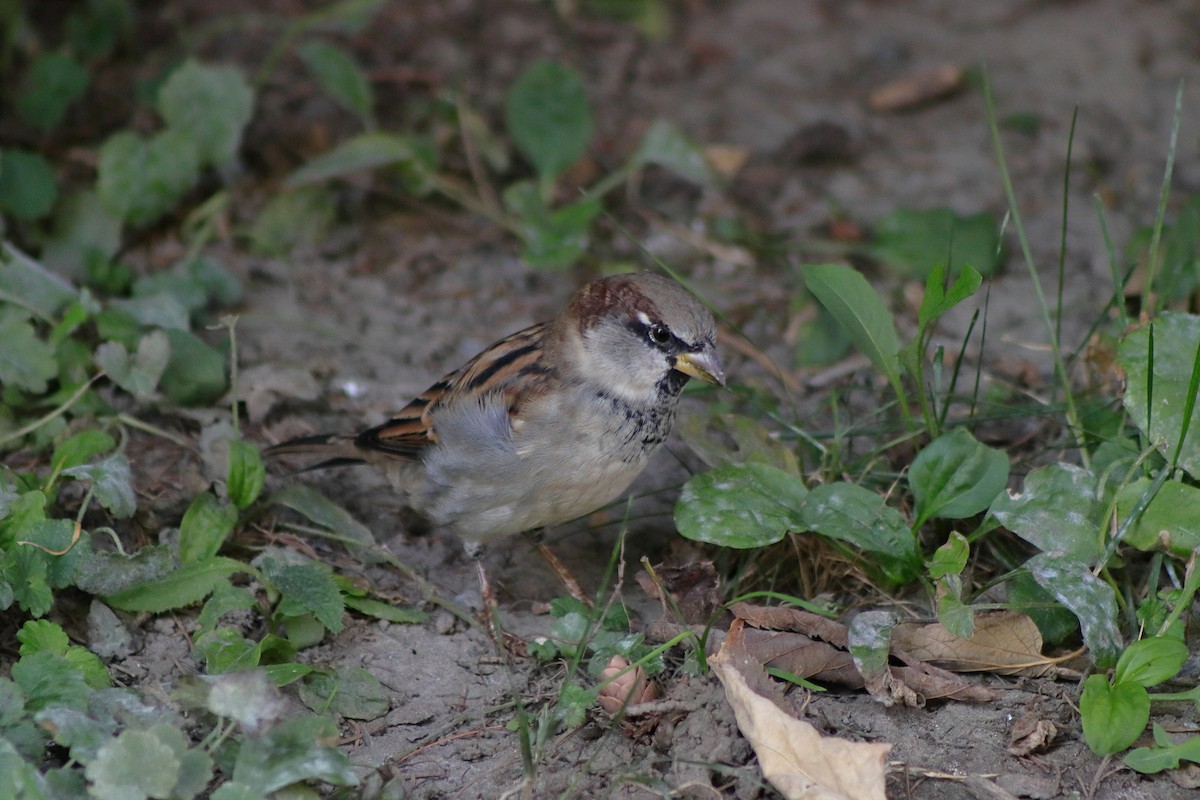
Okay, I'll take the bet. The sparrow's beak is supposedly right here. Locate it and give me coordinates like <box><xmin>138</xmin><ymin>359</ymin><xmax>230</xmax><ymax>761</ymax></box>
<box><xmin>674</xmin><ymin>347</ymin><xmax>726</xmax><ymax>387</ymax></box>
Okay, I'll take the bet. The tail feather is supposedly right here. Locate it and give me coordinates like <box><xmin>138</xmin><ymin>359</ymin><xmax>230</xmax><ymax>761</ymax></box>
<box><xmin>265</xmin><ymin>433</ymin><xmax>366</xmax><ymax>471</ymax></box>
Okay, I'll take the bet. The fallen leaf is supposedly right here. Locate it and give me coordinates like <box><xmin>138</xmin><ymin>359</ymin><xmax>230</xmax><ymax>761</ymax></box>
<box><xmin>868</xmin><ymin>64</ymin><xmax>965</xmax><ymax>112</ymax></box>
<box><xmin>637</xmin><ymin>560</ymin><xmax>724</xmax><ymax>624</ymax></box>
<box><xmin>239</xmin><ymin>363</ymin><xmax>321</xmax><ymax>423</ymax></box>
<box><xmin>1007</xmin><ymin>713</ymin><xmax>1058</xmax><ymax>756</ymax></box>
<box><xmin>893</xmin><ymin>611</ymin><xmax>1055</xmax><ymax>676</ymax></box>
<box><xmin>712</xmin><ymin>621</ymin><xmax>891</xmax><ymax>800</ymax></box>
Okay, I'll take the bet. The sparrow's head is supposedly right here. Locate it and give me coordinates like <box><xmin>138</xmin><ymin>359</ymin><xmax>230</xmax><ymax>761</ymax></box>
<box><xmin>560</xmin><ymin>272</ymin><xmax>724</xmax><ymax>401</ymax></box>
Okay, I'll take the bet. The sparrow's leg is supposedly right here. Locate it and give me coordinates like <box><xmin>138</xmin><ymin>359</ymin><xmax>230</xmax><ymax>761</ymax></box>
<box><xmin>527</xmin><ymin>530</ymin><xmax>593</xmax><ymax>608</ymax></box>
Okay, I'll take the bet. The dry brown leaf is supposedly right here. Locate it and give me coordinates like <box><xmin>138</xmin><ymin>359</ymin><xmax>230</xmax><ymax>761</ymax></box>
<box><xmin>893</xmin><ymin>611</ymin><xmax>1055</xmax><ymax>676</ymax></box>
<box><xmin>1007</xmin><ymin>713</ymin><xmax>1058</xmax><ymax>756</ymax></box>
<box><xmin>637</xmin><ymin>561</ymin><xmax>723</xmax><ymax>624</ymax></box>
<box><xmin>712</xmin><ymin>622</ymin><xmax>891</xmax><ymax>800</ymax></box>
<box><xmin>704</xmin><ymin>144</ymin><xmax>750</xmax><ymax>179</ymax></box>
<box><xmin>732</xmin><ymin>602</ymin><xmax>848</xmax><ymax>646</ymax></box>
<box><xmin>867</xmin><ymin>64</ymin><xmax>965</xmax><ymax>112</ymax></box>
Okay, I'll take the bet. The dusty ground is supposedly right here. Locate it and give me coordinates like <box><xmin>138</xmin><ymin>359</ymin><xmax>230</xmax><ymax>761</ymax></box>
<box><xmin>116</xmin><ymin>0</ymin><xmax>1200</xmax><ymax>797</ymax></box>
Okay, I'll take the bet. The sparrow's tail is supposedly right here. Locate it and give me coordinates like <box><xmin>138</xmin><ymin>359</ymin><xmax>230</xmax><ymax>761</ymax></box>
<box><xmin>265</xmin><ymin>433</ymin><xmax>367</xmax><ymax>472</ymax></box>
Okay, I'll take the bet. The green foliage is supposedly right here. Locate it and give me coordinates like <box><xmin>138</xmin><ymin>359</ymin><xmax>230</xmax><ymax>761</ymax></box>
<box><xmin>870</xmin><ymin>207</ymin><xmax>1002</xmax><ymax>278</ymax></box>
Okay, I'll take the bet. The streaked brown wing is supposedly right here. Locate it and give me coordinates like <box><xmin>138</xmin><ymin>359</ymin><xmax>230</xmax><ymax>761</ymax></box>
<box><xmin>354</xmin><ymin>322</ymin><xmax>550</xmax><ymax>460</ymax></box>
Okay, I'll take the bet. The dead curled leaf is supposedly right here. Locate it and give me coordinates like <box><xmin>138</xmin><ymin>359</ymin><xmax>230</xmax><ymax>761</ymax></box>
<box><xmin>712</xmin><ymin>620</ymin><xmax>891</xmax><ymax>800</ymax></box>
<box><xmin>1007</xmin><ymin>713</ymin><xmax>1058</xmax><ymax>756</ymax></box>
<box><xmin>867</xmin><ymin>64</ymin><xmax>965</xmax><ymax>112</ymax></box>
<box><xmin>892</xmin><ymin>611</ymin><xmax>1056</xmax><ymax>677</ymax></box>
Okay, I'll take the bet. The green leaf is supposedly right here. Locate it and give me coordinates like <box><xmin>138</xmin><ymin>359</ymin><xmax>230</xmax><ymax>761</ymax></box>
<box><xmin>989</xmin><ymin>462</ymin><xmax>1104</xmax><ymax>564</ymax></box>
<box><xmin>505</xmin><ymin>60</ymin><xmax>592</xmax><ymax>181</ymax></box>
<box><xmin>343</xmin><ymin>594</ymin><xmax>427</xmax><ymax>624</ymax></box>
<box><xmin>157</xmin><ymin>60</ymin><xmax>255</xmax><ymax>168</ymax></box>
<box><xmin>1080</xmin><ymin>674</ymin><xmax>1149</xmax><ymax>755</ymax></box>
<box><xmin>1118</xmin><ymin>312</ymin><xmax>1200</xmax><ymax>479</ymax></box>
<box><xmin>197</xmin><ymin>582</ymin><xmax>257</xmax><ymax>635</ymax></box>
<box><xmin>801</xmin><ymin>263</ymin><xmax>902</xmax><ymax>387</ymax></box>
<box><xmin>148</xmin><ymin>723</ymin><xmax>212</xmax><ymax>800</ymax></box>
<box><xmin>247</xmin><ymin>186</ymin><xmax>336</xmax><ymax>257</ymax></box>
<box><xmin>871</xmin><ymin>207</ymin><xmax>1001</xmax><ymax>278</ymax></box>
<box><xmin>909</xmin><ymin>428</ymin><xmax>1009</xmax><ymax>526</ymax></box>
<box><xmin>0</xmin><ymin>149</ymin><xmax>58</xmax><ymax>220</ymax></box>
<box><xmin>51</xmin><ymin>430</ymin><xmax>116</xmax><ymax>472</ymax></box>
<box><xmin>630</xmin><ymin>120</ymin><xmax>714</xmax><ymax>185</ymax></box>
<box><xmin>927</xmin><ymin>531</ymin><xmax>969</xmax><ymax>579</ymax></box>
<box><xmin>675</xmin><ymin>462</ymin><xmax>807</xmax><ymax>548</ymax></box>
<box><xmin>97</xmin><ymin>129</ymin><xmax>201</xmax><ymax>226</ymax></box>
<box><xmin>799</xmin><ymin>482</ymin><xmax>921</xmax><ymax>584</ymax></box>
<box><xmin>62</xmin><ymin>454</ymin><xmax>136</xmax><ymax>519</ymax></box>
<box><xmin>107</xmin><ymin>293</ymin><xmax>190</xmax><ymax>330</ymax></box>
<box><xmin>105</xmin><ymin>556</ymin><xmax>252</xmax><ymax>612</ymax></box>
<box><xmin>1114</xmin><ymin>637</ymin><xmax>1189</xmax><ymax>689</ymax></box>
<box><xmin>94</xmin><ymin>329</ymin><xmax>171</xmax><ymax>398</ymax></box>
<box><xmin>1025</xmin><ymin>552</ymin><xmax>1123</xmax><ymax>668</ymax></box>
<box><xmin>85</xmin><ymin>728</ymin><xmax>180</xmax><ymax>800</ymax></box>
<box><xmin>1119</xmin><ymin>478</ymin><xmax>1200</xmax><ymax>556</ymax></box>
<box><xmin>937</xmin><ymin>590</ymin><xmax>975</xmax><ymax>638</ymax></box>
<box><xmin>917</xmin><ymin>261</ymin><xmax>983</xmax><ymax>330</ymax></box>
<box><xmin>270</xmin><ymin>484</ymin><xmax>379</xmax><ymax>561</ymax></box>
<box><xmin>17</xmin><ymin>618</ymin><xmax>69</xmax><ymax>655</ymax></box>
<box><xmin>297</xmin><ymin>40</ymin><xmax>374</xmax><ymax>127</ymax></box>
<box><xmin>0</xmin><ymin>241</ymin><xmax>77</xmax><ymax>318</ymax></box>
<box><xmin>503</xmin><ymin>181</ymin><xmax>600</xmax><ymax>269</ymax></box>
<box><xmin>11</xmin><ymin>650</ymin><xmax>90</xmax><ymax>712</ymax></box>
<box><xmin>226</xmin><ymin>440</ymin><xmax>265</xmax><ymax>510</ymax></box>
<box><xmin>178</xmin><ymin>492</ymin><xmax>239</xmax><ymax>563</ymax></box>
<box><xmin>65</xmin><ymin>0</ymin><xmax>133</xmax><ymax>61</ymax></box>
<box><xmin>259</xmin><ymin>558</ymin><xmax>344</xmax><ymax>634</ymax></box>
<box><xmin>846</xmin><ymin>609</ymin><xmax>896</xmax><ymax>680</ymax></box>
<box><xmin>0</xmin><ymin>308</ymin><xmax>57</xmax><ymax>393</ymax></box>
<box><xmin>232</xmin><ymin>715</ymin><xmax>357</xmax><ymax>792</ymax></box>
<box><xmin>286</xmin><ymin>132</ymin><xmax>427</xmax><ymax>186</ymax></box>
<box><xmin>73</xmin><ymin>543</ymin><xmax>173</xmax><ymax>596</ymax></box>
<box><xmin>42</xmin><ymin>189</ymin><xmax>125</xmax><ymax>275</ymax></box>
<box><xmin>299</xmin><ymin>667</ymin><xmax>388</xmax><ymax>720</ymax></box>
<box><xmin>160</xmin><ymin>328</ymin><xmax>227</xmax><ymax>406</ymax></box>
<box><xmin>9</xmin><ymin>547</ymin><xmax>53</xmax><ymax>616</ymax></box>
<box><xmin>1124</xmin><ymin>723</ymin><xmax>1200</xmax><ymax>774</ymax></box>
<box><xmin>16</xmin><ymin>52</ymin><xmax>89</xmax><ymax>132</ymax></box>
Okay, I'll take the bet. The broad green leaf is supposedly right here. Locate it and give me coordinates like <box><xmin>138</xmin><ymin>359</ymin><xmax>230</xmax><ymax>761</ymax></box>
<box><xmin>160</xmin><ymin>328</ymin><xmax>227</xmax><ymax>406</ymax></box>
<box><xmin>97</xmin><ymin>129</ymin><xmax>201</xmax><ymax>226</ymax></box>
<box><xmin>105</xmin><ymin>556</ymin><xmax>252</xmax><ymax>613</ymax></box>
<box><xmin>73</xmin><ymin>543</ymin><xmax>173</xmax><ymax>596</ymax></box>
<box><xmin>16</xmin><ymin>51</ymin><xmax>89</xmax><ymax>132</ymax></box>
<box><xmin>909</xmin><ymin>427</ymin><xmax>1009</xmax><ymax>526</ymax></box>
<box><xmin>872</xmin><ymin>207</ymin><xmax>1001</xmax><ymax>278</ymax></box>
<box><xmin>937</xmin><ymin>590</ymin><xmax>975</xmax><ymax>639</ymax></box>
<box><xmin>259</xmin><ymin>558</ymin><xmax>344</xmax><ymax>634</ymax></box>
<box><xmin>148</xmin><ymin>724</ymin><xmax>212</xmax><ymax>800</ymax></box>
<box><xmin>1114</xmin><ymin>637</ymin><xmax>1189</xmax><ymax>689</ymax></box>
<box><xmin>178</xmin><ymin>492</ymin><xmax>238</xmax><ymax>563</ymax></box>
<box><xmin>51</xmin><ymin>429</ymin><xmax>115</xmax><ymax>472</ymax></box>
<box><xmin>1025</xmin><ymin>552</ymin><xmax>1122</xmax><ymax>668</ymax></box>
<box><xmin>287</xmin><ymin>132</ymin><xmax>427</xmax><ymax>186</ymax></box>
<box><xmin>299</xmin><ymin>667</ymin><xmax>388</xmax><ymax>720</ymax></box>
<box><xmin>343</xmin><ymin>595</ymin><xmax>427</xmax><ymax>624</ymax></box>
<box><xmin>801</xmin><ymin>263</ymin><xmax>902</xmax><ymax>387</ymax></box>
<box><xmin>799</xmin><ymin>482</ymin><xmax>921</xmax><ymax>584</ymax></box>
<box><xmin>675</xmin><ymin>410</ymin><xmax>800</xmax><ymax>473</ymax></box>
<box><xmin>227</xmin><ymin>440</ymin><xmax>265</xmax><ymax>509</ymax></box>
<box><xmin>247</xmin><ymin>186</ymin><xmax>336</xmax><ymax>256</ymax></box>
<box><xmin>917</xmin><ymin>261</ymin><xmax>983</xmax><ymax>329</ymax></box>
<box><xmin>94</xmin><ymin>329</ymin><xmax>171</xmax><ymax>398</ymax></box>
<box><xmin>86</xmin><ymin>729</ymin><xmax>180</xmax><ymax>800</ymax></box>
<box><xmin>1124</xmin><ymin>723</ymin><xmax>1200</xmax><ymax>774</ymax></box>
<box><xmin>505</xmin><ymin>60</ymin><xmax>592</xmax><ymax>181</ymax></box>
<box><xmin>36</xmin><ymin>706</ymin><xmax>113</xmax><ymax>764</ymax></box>
<box><xmin>298</xmin><ymin>40</ymin><xmax>374</xmax><ymax>127</ymax></box>
<box><xmin>1118</xmin><ymin>312</ymin><xmax>1200</xmax><ymax>479</ymax></box>
<box><xmin>927</xmin><ymin>531</ymin><xmax>969</xmax><ymax>578</ymax></box>
<box><xmin>232</xmin><ymin>715</ymin><xmax>357</xmax><ymax>792</ymax></box>
<box><xmin>157</xmin><ymin>60</ymin><xmax>255</xmax><ymax>168</ymax></box>
<box><xmin>16</xmin><ymin>618</ymin><xmax>69</xmax><ymax>655</ymax></box>
<box><xmin>0</xmin><ymin>308</ymin><xmax>57</xmax><ymax>393</ymax></box>
<box><xmin>10</xmin><ymin>547</ymin><xmax>53</xmax><ymax>616</ymax></box>
<box><xmin>195</xmin><ymin>628</ymin><xmax>285</xmax><ymax>675</ymax></box>
<box><xmin>270</xmin><ymin>484</ymin><xmax>378</xmax><ymax>561</ymax></box>
<box><xmin>0</xmin><ymin>242</ymin><xmax>77</xmax><ymax>317</ymax></box>
<box><xmin>11</xmin><ymin>651</ymin><xmax>90</xmax><ymax>712</ymax></box>
<box><xmin>989</xmin><ymin>462</ymin><xmax>1104</xmax><ymax>564</ymax></box>
<box><xmin>631</xmin><ymin>120</ymin><xmax>714</xmax><ymax>185</ymax></box>
<box><xmin>1115</xmin><ymin>477</ymin><xmax>1200</xmax><ymax>557</ymax></box>
<box><xmin>0</xmin><ymin>149</ymin><xmax>57</xmax><ymax>220</ymax></box>
<box><xmin>675</xmin><ymin>462</ymin><xmax>807</xmax><ymax>548</ymax></box>
<box><xmin>62</xmin><ymin>454</ymin><xmax>136</xmax><ymax>519</ymax></box>
<box><xmin>1080</xmin><ymin>674</ymin><xmax>1149</xmax><ymax>755</ymax></box>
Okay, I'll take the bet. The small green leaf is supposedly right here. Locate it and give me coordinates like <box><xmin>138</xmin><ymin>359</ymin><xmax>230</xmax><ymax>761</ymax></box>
<box><xmin>1116</xmin><ymin>477</ymin><xmax>1200</xmax><ymax>557</ymax></box>
<box><xmin>1114</xmin><ymin>637</ymin><xmax>1189</xmax><ymax>689</ymax></box>
<box><xmin>227</xmin><ymin>440</ymin><xmax>265</xmax><ymax>510</ymax></box>
<box><xmin>936</xmin><ymin>589</ymin><xmax>975</xmax><ymax>639</ymax></box>
<box><xmin>872</xmin><ymin>207</ymin><xmax>1001</xmax><ymax>278</ymax></box>
<box><xmin>1124</xmin><ymin>723</ymin><xmax>1200</xmax><ymax>774</ymax></box>
<box><xmin>917</xmin><ymin>261</ymin><xmax>983</xmax><ymax>329</ymax></box>
<box><xmin>247</xmin><ymin>186</ymin><xmax>336</xmax><ymax>256</ymax></box>
<box><xmin>178</xmin><ymin>492</ymin><xmax>239</xmax><ymax>563</ymax></box>
<box><xmin>105</xmin><ymin>556</ymin><xmax>252</xmax><ymax>613</ymax></box>
<box><xmin>298</xmin><ymin>40</ymin><xmax>374</xmax><ymax>127</ymax></box>
<box><xmin>503</xmin><ymin>182</ymin><xmax>600</xmax><ymax>269</ymax></box>
<box><xmin>86</xmin><ymin>728</ymin><xmax>180</xmax><ymax>800</ymax></box>
<box><xmin>1080</xmin><ymin>674</ymin><xmax>1149</xmax><ymax>755</ymax></box>
<box><xmin>0</xmin><ymin>149</ymin><xmax>58</xmax><ymax>220</ymax></box>
<box><xmin>197</xmin><ymin>582</ymin><xmax>257</xmax><ymax>635</ymax></box>
<box><xmin>989</xmin><ymin>462</ymin><xmax>1104</xmax><ymax>564</ymax></box>
<box><xmin>73</xmin><ymin>543</ymin><xmax>173</xmax><ymax>596</ymax></box>
<box><xmin>148</xmin><ymin>723</ymin><xmax>212</xmax><ymax>800</ymax></box>
<box><xmin>675</xmin><ymin>462</ymin><xmax>807</xmax><ymax>548</ymax></box>
<box><xmin>0</xmin><ymin>241</ymin><xmax>77</xmax><ymax>317</ymax></box>
<box><xmin>1025</xmin><ymin>552</ymin><xmax>1123</xmax><ymax>668</ymax></box>
<box><xmin>909</xmin><ymin>428</ymin><xmax>1009</xmax><ymax>526</ymax></box>
<box><xmin>52</xmin><ymin>430</ymin><xmax>116</xmax><ymax>472</ymax></box>
<box><xmin>95</xmin><ymin>329</ymin><xmax>171</xmax><ymax>398</ymax></box>
<box><xmin>16</xmin><ymin>618</ymin><xmax>70</xmax><ymax>655</ymax></box>
<box><xmin>927</xmin><ymin>531</ymin><xmax>969</xmax><ymax>578</ymax></box>
<box><xmin>157</xmin><ymin>60</ymin><xmax>255</xmax><ymax>168</ymax></box>
<box><xmin>505</xmin><ymin>60</ymin><xmax>592</xmax><ymax>182</ymax></box>
<box><xmin>801</xmin><ymin>263</ymin><xmax>902</xmax><ymax>388</ymax></box>
<box><xmin>299</xmin><ymin>667</ymin><xmax>388</xmax><ymax>720</ymax></box>
<box><xmin>260</xmin><ymin>558</ymin><xmax>345</xmax><ymax>634</ymax></box>
<box><xmin>16</xmin><ymin>52</ymin><xmax>89</xmax><ymax>132</ymax></box>
<box><xmin>0</xmin><ymin>308</ymin><xmax>57</xmax><ymax>393</ymax></box>
<box><xmin>42</xmin><ymin>188</ymin><xmax>125</xmax><ymax>274</ymax></box>
<box><xmin>232</xmin><ymin>715</ymin><xmax>357</xmax><ymax>792</ymax></box>
<box><xmin>62</xmin><ymin>454</ymin><xmax>136</xmax><ymax>519</ymax></box>
<box><xmin>799</xmin><ymin>482</ymin><xmax>921</xmax><ymax>584</ymax></box>
<box><xmin>160</xmin><ymin>328</ymin><xmax>227</xmax><ymax>406</ymax></box>
<box><xmin>630</xmin><ymin>120</ymin><xmax>714</xmax><ymax>185</ymax></box>
<box><xmin>286</xmin><ymin>132</ymin><xmax>428</xmax><ymax>186</ymax></box>
<box><xmin>97</xmin><ymin>129</ymin><xmax>201</xmax><ymax>226</ymax></box>
<box><xmin>846</xmin><ymin>609</ymin><xmax>896</xmax><ymax>680</ymax></box>
<box><xmin>343</xmin><ymin>595</ymin><xmax>426</xmax><ymax>624</ymax></box>
<box><xmin>11</xmin><ymin>650</ymin><xmax>90</xmax><ymax>712</ymax></box>
<box><xmin>270</xmin><ymin>484</ymin><xmax>379</xmax><ymax>561</ymax></box>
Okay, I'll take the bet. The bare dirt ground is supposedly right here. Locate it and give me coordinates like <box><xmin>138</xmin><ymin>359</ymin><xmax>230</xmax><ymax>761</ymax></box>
<box><xmin>122</xmin><ymin>1</ymin><xmax>1200</xmax><ymax>797</ymax></box>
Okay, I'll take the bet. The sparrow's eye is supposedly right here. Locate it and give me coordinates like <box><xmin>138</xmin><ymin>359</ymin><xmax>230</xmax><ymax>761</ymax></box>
<box><xmin>647</xmin><ymin>323</ymin><xmax>671</xmax><ymax>345</ymax></box>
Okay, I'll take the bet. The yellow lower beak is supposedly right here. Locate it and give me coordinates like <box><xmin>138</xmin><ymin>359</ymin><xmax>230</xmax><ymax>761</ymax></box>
<box><xmin>675</xmin><ymin>349</ymin><xmax>726</xmax><ymax>387</ymax></box>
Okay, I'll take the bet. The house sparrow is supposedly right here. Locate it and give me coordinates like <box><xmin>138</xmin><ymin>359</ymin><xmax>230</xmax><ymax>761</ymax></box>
<box><xmin>269</xmin><ymin>272</ymin><xmax>725</xmax><ymax>558</ymax></box>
